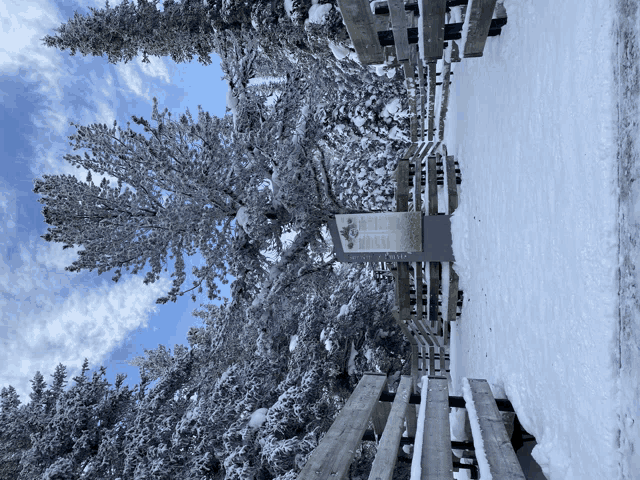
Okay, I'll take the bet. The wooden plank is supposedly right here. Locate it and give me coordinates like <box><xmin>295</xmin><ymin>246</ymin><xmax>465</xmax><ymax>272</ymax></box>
<box><xmin>397</xmin><ymin>262</ymin><xmax>411</xmax><ymax>319</ymax></box>
<box><xmin>427</xmin><ymin>155</ymin><xmax>438</xmax><ymax>215</ymax></box>
<box><xmin>396</xmin><ymin>159</ymin><xmax>410</xmax><ymax>212</ymax></box>
<box><xmin>414</xmin><ymin>147</ymin><xmax>422</xmax><ymax>211</ymax></box>
<box><xmin>392</xmin><ymin>308</ymin><xmax>418</xmax><ymax>346</ymax></box>
<box><xmin>403</xmin><ymin>61</ymin><xmax>418</xmax><ymax>143</ymax></box>
<box><xmin>406</xmin><ymin>401</ymin><xmax>418</xmax><ymax>438</ymax></box>
<box><xmin>412</xmin><ymin>316</ymin><xmax>435</xmax><ymax>347</ymax></box>
<box><xmin>465</xmin><ymin>379</ymin><xmax>526</xmax><ymax>480</ymax></box>
<box><xmin>447</xmin><ymin>263</ymin><xmax>459</xmax><ymax>332</ymax></box>
<box><xmin>418</xmin><ymin>60</ymin><xmax>426</xmax><ymax>141</ymax></box>
<box><xmin>419</xmin><ymin>0</ymin><xmax>447</xmax><ymax>61</ymax></box>
<box><xmin>368</xmin><ymin>376</ymin><xmax>413</xmax><ymax>480</ymax></box>
<box><xmin>297</xmin><ymin>373</ymin><xmax>388</xmax><ymax>480</ymax></box>
<box><xmin>428</xmin><ymin>261</ymin><xmax>441</xmax><ymax>329</ymax></box>
<box><xmin>403</xmin><ymin>142</ymin><xmax>419</xmax><ymax>160</ymax></box>
<box><xmin>411</xmin><ymin>343</ymin><xmax>419</xmax><ymax>385</ymax></box>
<box><xmin>336</xmin><ymin>0</ymin><xmax>385</xmax><ymax>64</ymax></box>
<box><xmin>388</xmin><ymin>0</ymin><xmax>411</xmax><ymax>61</ymax></box>
<box><xmin>421</xmin><ymin>377</ymin><xmax>454</xmax><ymax>479</ymax></box>
<box><xmin>429</xmin><ymin>345</ymin><xmax>435</xmax><ymax>375</ymax></box>
<box><xmin>372</xmin><ymin>399</ymin><xmax>392</xmax><ymax>438</ymax></box>
<box><xmin>463</xmin><ymin>0</ymin><xmax>498</xmax><ymax>58</ymax></box>
<box><xmin>438</xmin><ymin>58</ymin><xmax>452</xmax><ymax>141</ymax></box>
<box><xmin>427</xmin><ymin>62</ymin><xmax>437</xmax><ymax>141</ymax></box>
<box><xmin>446</xmin><ymin>155</ymin><xmax>458</xmax><ymax>213</ymax></box>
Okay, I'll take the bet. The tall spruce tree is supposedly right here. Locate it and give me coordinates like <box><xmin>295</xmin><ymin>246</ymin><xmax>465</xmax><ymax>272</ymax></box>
<box><xmin>33</xmin><ymin>101</ymin><xmax>284</xmax><ymax>304</ymax></box>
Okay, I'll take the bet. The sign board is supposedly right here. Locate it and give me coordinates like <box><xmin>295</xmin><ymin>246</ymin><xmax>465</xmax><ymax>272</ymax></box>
<box><xmin>334</xmin><ymin>212</ymin><xmax>423</xmax><ymax>253</ymax></box>
<box><xmin>327</xmin><ymin>213</ymin><xmax>454</xmax><ymax>263</ymax></box>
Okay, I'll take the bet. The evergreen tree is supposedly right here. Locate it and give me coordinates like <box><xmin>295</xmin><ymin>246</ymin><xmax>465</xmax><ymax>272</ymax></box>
<box><xmin>0</xmin><ymin>386</ymin><xmax>20</xmax><ymax>413</ymax></box>
<box><xmin>44</xmin><ymin>363</ymin><xmax>68</xmax><ymax>416</ymax></box>
<box><xmin>0</xmin><ymin>387</ymin><xmax>29</xmax><ymax>480</ymax></box>
<box><xmin>41</xmin><ymin>0</ymin><xmax>216</xmax><ymax>66</ymax></box>
<box><xmin>33</xmin><ymin>102</ymin><xmax>279</xmax><ymax>304</ymax></box>
<box><xmin>28</xmin><ymin>371</ymin><xmax>47</xmax><ymax>408</ymax></box>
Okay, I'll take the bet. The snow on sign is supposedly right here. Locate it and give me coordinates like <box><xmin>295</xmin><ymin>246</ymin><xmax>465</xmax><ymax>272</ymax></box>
<box><xmin>328</xmin><ymin>213</ymin><xmax>454</xmax><ymax>263</ymax></box>
<box><xmin>335</xmin><ymin>212</ymin><xmax>422</xmax><ymax>253</ymax></box>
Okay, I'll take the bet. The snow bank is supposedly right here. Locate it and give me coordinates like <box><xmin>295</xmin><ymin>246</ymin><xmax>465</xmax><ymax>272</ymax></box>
<box><xmin>446</xmin><ymin>0</ymin><xmax>621</xmax><ymax>478</ymax></box>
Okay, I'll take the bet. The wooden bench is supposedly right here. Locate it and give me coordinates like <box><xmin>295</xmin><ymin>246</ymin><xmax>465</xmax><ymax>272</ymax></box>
<box><xmin>298</xmin><ymin>374</ymin><xmax>526</xmax><ymax>480</ymax></box>
<box><xmin>296</xmin><ymin>373</ymin><xmax>389</xmax><ymax>480</ymax></box>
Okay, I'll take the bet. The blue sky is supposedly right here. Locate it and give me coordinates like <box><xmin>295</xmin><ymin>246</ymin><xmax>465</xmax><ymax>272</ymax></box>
<box><xmin>1</xmin><ymin>0</ymin><xmax>234</xmax><ymax>402</ymax></box>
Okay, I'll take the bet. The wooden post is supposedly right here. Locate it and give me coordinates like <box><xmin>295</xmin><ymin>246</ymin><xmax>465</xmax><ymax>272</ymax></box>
<box><xmin>429</xmin><ymin>345</ymin><xmax>436</xmax><ymax>376</ymax></box>
<box><xmin>388</xmin><ymin>0</ymin><xmax>411</xmax><ymax>62</ymax></box>
<box><xmin>464</xmin><ymin>379</ymin><xmax>526</xmax><ymax>479</ymax></box>
<box><xmin>421</xmin><ymin>377</ymin><xmax>454</xmax><ymax>479</ymax></box>
<box><xmin>335</xmin><ymin>0</ymin><xmax>385</xmax><ymax>64</ymax></box>
<box><xmin>403</xmin><ymin>61</ymin><xmax>418</xmax><ymax>143</ymax></box>
<box><xmin>427</xmin><ymin>155</ymin><xmax>438</xmax><ymax>215</ymax></box>
<box><xmin>428</xmin><ymin>262</ymin><xmax>441</xmax><ymax>329</ymax></box>
<box><xmin>372</xmin><ymin>400</ymin><xmax>392</xmax><ymax>439</ymax></box>
<box><xmin>462</xmin><ymin>0</ymin><xmax>498</xmax><ymax>58</ymax></box>
<box><xmin>411</xmin><ymin>343</ymin><xmax>419</xmax><ymax>386</ymax></box>
<box><xmin>427</xmin><ymin>62</ymin><xmax>437</xmax><ymax>141</ymax></box>
<box><xmin>297</xmin><ymin>373</ymin><xmax>388</xmax><ymax>480</ymax></box>
<box><xmin>438</xmin><ymin>54</ymin><xmax>452</xmax><ymax>141</ymax></box>
<box><xmin>368</xmin><ymin>376</ymin><xmax>413</xmax><ymax>480</ymax></box>
<box><xmin>419</xmin><ymin>0</ymin><xmax>447</xmax><ymax>61</ymax></box>
<box><xmin>446</xmin><ymin>155</ymin><xmax>459</xmax><ymax>213</ymax></box>
<box><xmin>418</xmin><ymin>60</ymin><xmax>426</xmax><ymax>141</ymax></box>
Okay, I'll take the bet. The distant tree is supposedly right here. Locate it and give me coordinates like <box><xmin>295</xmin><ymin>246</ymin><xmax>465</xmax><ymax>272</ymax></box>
<box><xmin>17</xmin><ymin>362</ymin><xmax>138</xmax><ymax>480</ymax></box>
<box><xmin>28</xmin><ymin>371</ymin><xmax>47</xmax><ymax>408</ymax></box>
<box><xmin>41</xmin><ymin>0</ymin><xmax>216</xmax><ymax>65</ymax></box>
<box><xmin>0</xmin><ymin>386</ymin><xmax>29</xmax><ymax>480</ymax></box>
<box><xmin>44</xmin><ymin>364</ymin><xmax>68</xmax><ymax>416</ymax></box>
<box><xmin>0</xmin><ymin>386</ymin><xmax>21</xmax><ymax>413</ymax></box>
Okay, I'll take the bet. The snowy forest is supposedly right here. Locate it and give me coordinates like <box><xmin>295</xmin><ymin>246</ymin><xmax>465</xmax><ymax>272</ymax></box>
<box><xmin>1</xmin><ymin>0</ymin><xmax>419</xmax><ymax>478</ymax></box>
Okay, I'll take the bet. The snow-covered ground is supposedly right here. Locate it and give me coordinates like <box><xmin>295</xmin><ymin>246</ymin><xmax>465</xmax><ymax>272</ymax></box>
<box><xmin>425</xmin><ymin>0</ymin><xmax>640</xmax><ymax>478</ymax></box>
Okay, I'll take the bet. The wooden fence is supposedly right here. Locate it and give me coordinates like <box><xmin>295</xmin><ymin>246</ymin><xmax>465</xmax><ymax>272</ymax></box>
<box><xmin>297</xmin><ymin>374</ymin><xmax>526</xmax><ymax>480</ymax></box>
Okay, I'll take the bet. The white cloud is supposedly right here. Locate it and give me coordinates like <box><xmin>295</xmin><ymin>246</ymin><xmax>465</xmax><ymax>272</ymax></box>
<box><xmin>0</xmin><ymin>185</ymin><xmax>17</xmax><ymax>236</ymax></box>
<box><xmin>138</xmin><ymin>55</ymin><xmax>171</xmax><ymax>84</ymax></box>
<box><xmin>0</xmin><ymin>237</ymin><xmax>171</xmax><ymax>403</ymax></box>
<box><xmin>116</xmin><ymin>61</ymin><xmax>150</xmax><ymax>100</ymax></box>
<box><xmin>0</xmin><ymin>0</ymin><xmax>69</xmax><ymax>100</ymax></box>
<box><xmin>34</xmin><ymin>241</ymin><xmax>80</xmax><ymax>272</ymax></box>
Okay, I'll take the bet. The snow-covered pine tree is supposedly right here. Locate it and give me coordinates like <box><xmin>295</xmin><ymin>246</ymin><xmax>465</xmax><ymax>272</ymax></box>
<box><xmin>44</xmin><ymin>363</ymin><xmax>68</xmax><ymax>417</ymax></box>
<box><xmin>32</xmin><ymin>100</ymin><xmax>285</xmax><ymax>304</ymax></box>
<box><xmin>41</xmin><ymin>0</ymin><xmax>216</xmax><ymax>65</ymax></box>
<box><xmin>0</xmin><ymin>386</ymin><xmax>29</xmax><ymax>480</ymax></box>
